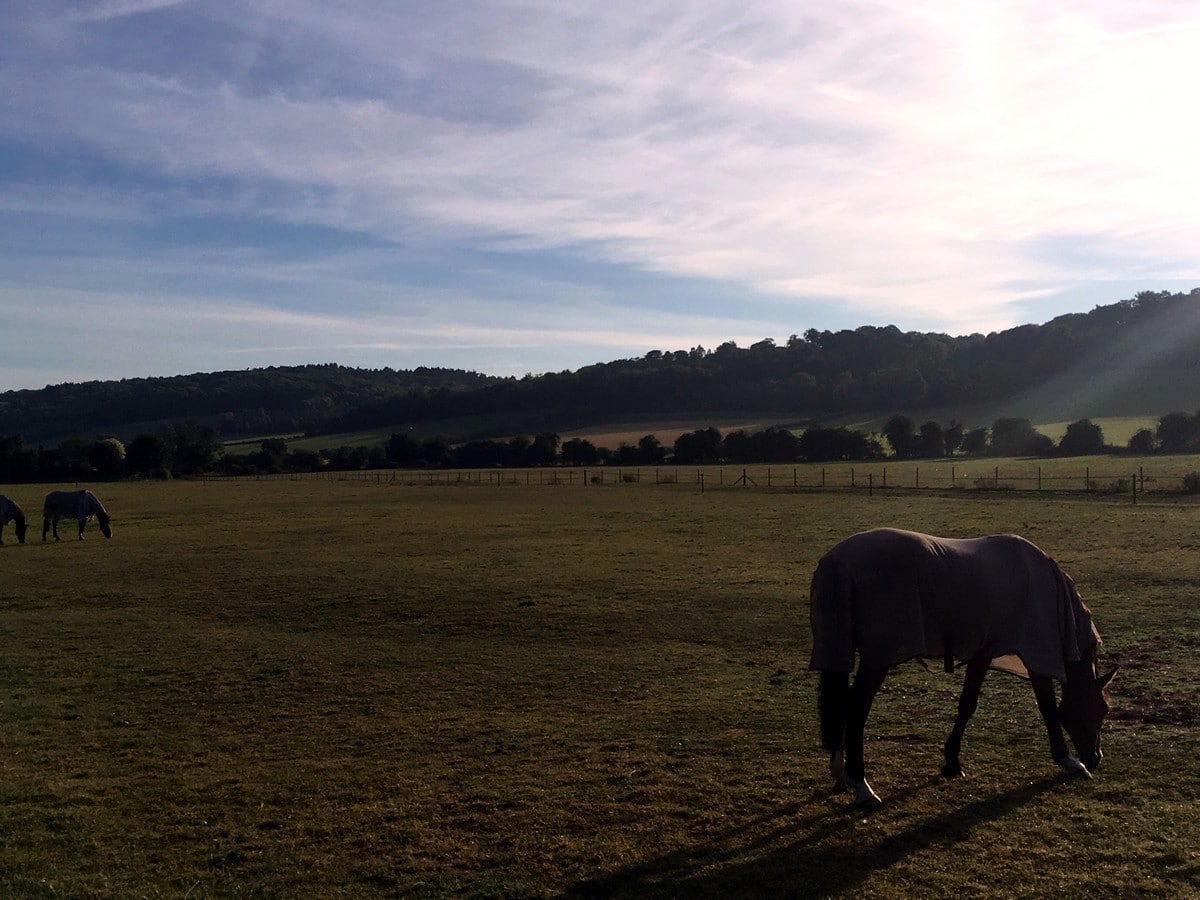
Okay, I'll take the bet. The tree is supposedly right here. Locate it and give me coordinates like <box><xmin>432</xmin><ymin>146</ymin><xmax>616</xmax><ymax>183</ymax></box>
<box><xmin>88</xmin><ymin>438</ymin><xmax>126</xmax><ymax>480</ymax></box>
<box><xmin>917</xmin><ymin>421</ymin><xmax>946</xmax><ymax>458</ymax></box>
<box><xmin>126</xmin><ymin>433</ymin><xmax>171</xmax><ymax>477</ymax></box>
<box><xmin>990</xmin><ymin>418</ymin><xmax>1052</xmax><ymax>457</ymax></box>
<box><xmin>883</xmin><ymin>415</ymin><xmax>918</xmax><ymax>459</ymax></box>
<box><xmin>944</xmin><ymin>421</ymin><xmax>965</xmax><ymax>455</ymax></box>
<box><xmin>961</xmin><ymin>427</ymin><xmax>989</xmax><ymax>455</ymax></box>
<box><xmin>673</xmin><ymin>428</ymin><xmax>723</xmax><ymax>464</ymax></box>
<box><xmin>1127</xmin><ymin>428</ymin><xmax>1156</xmax><ymax>454</ymax></box>
<box><xmin>561</xmin><ymin>438</ymin><xmax>599</xmax><ymax>466</ymax></box>
<box><xmin>1156</xmin><ymin>411</ymin><xmax>1200</xmax><ymax>453</ymax></box>
<box><xmin>527</xmin><ymin>433</ymin><xmax>560</xmax><ymax>466</ymax></box>
<box><xmin>1058</xmin><ymin>419</ymin><xmax>1105</xmax><ymax>457</ymax></box>
<box><xmin>637</xmin><ymin>434</ymin><xmax>667</xmax><ymax>465</ymax></box>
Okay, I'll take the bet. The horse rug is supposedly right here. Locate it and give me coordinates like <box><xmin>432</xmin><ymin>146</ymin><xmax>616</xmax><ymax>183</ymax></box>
<box><xmin>809</xmin><ymin>528</ymin><xmax>1099</xmax><ymax>682</ymax></box>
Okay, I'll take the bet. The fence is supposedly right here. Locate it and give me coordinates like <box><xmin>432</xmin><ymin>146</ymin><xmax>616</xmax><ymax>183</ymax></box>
<box><xmin>210</xmin><ymin>460</ymin><xmax>1200</xmax><ymax>499</ymax></box>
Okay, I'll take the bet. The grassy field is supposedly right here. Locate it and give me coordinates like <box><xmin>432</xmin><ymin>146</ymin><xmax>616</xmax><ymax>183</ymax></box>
<box><xmin>1</xmin><ymin>479</ymin><xmax>1199</xmax><ymax>897</ymax></box>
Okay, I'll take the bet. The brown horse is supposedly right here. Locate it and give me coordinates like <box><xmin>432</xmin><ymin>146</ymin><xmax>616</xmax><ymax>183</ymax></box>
<box><xmin>810</xmin><ymin>528</ymin><xmax>1116</xmax><ymax>807</ymax></box>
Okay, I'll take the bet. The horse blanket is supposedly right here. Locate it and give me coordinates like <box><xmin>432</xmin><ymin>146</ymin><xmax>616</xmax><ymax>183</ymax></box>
<box><xmin>809</xmin><ymin>528</ymin><xmax>1099</xmax><ymax>682</ymax></box>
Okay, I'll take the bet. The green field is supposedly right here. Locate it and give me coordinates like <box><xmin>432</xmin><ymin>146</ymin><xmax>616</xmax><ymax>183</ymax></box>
<box><xmin>1</xmin><ymin>479</ymin><xmax>1198</xmax><ymax>896</ymax></box>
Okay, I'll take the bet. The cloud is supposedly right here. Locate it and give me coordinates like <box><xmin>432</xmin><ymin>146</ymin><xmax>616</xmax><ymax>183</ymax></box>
<box><xmin>2</xmin><ymin>1</ymin><xmax>1200</xmax><ymax>388</ymax></box>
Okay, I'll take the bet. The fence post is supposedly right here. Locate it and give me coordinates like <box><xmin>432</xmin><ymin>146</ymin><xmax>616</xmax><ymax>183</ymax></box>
<box><xmin>951</xmin><ymin>465</ymin><xmax>955</xmax><ymax>488</ymax></box>
<box><xmin>882</xmin><ymin>467</ymin><xmax>887</xmax><ymax>489</ymax></box>
<box><xmin>868</xmin><ymin>473</ymin><xmax>873</xmax><ymax>497</ymax></box>
<box><xmin>1037</xmin><ymin>467</ymin><xmax>1042</xmax><ymax>491</ymax></box>
<box><xmin>994</xmin><ymin>466</ymin><xmax>999</xmax><ymax>489</ymax></box>
<box><xmin>1085</xmin><ymin>467</ymin><xmax>1090</xmax><ymax>492</ymax></box>
<box><xmin>915</xmin><ymin>466</ymin><xmax>919</xmax><ymax>489</ymax></box>
<box><xmin>1132</xmin><ymin>472</ymin><xmax>1137</xmax><ymax>504</ymax></box>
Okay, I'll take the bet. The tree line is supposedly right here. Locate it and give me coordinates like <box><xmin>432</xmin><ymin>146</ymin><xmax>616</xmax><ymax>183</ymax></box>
<box><xmin>3</xmin><ymin>289</ymin><xmax>1199</xmax><ymax>446</ymax></box>
<box><xmin>6</xmin><ymin>410</ymin><xmax>1200</xmax><ymax>482</ymax></box>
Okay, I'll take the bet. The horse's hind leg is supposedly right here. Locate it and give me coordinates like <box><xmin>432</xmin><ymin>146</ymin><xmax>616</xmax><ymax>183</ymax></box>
<box><xmin>941</xmin><ymin>656</ymin><xmax>990</xmax><ymax>778</ymax></box>
<box><xmin>845</xmin><ymin>664</ymin><xmax>887</xmax><ymax>807</ymax></box>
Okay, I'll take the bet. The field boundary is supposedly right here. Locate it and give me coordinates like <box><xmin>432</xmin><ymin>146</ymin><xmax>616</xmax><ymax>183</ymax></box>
<box><xmin>204</xmin><ymin>460</ymin><xmax>1199</xmax><ymax>499</ymax></box>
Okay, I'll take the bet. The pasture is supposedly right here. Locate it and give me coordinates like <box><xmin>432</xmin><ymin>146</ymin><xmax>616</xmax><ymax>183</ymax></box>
<box><xmin>1</xmin><ymin>478</ymin><xmax>1198</xmax><ymax>897</ymax></box>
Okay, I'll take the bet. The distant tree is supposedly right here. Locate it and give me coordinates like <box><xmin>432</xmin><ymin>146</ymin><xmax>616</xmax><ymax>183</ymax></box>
<box><xmin>961</xmin><ymin>427</ymin><xmax>989</xmax><ymax>455</ymax></box>
<box><xmin>454</xmin><ymin>440</ymin><xmax>505</xmax><ymax>468</ymax></box>
<box><xmin>637</xmin><ymin>434</ymin><xmax>667</xmax><ymax>465</ymax></box>
<box><xmin>0</xmin><ymin>434</ymin><xmax>38</xmax><ymax>482</ymax></box>
<box><xmin>166</xmin><ymin>423</ymin><xmax>222</xmax><ymax>476</ymax></box>
<box><xmin>882</xmin><ymin>415</ymin><xmax>918</xmax><ymax>459</ymax></box>
<box><xmin>673</xmin><ymin>427</ymin><xmax>723</xmax><ymax>464</ymax></box>
<box><xmin>1156</xmin><ymin>411</ymin><xmax>1200</xmax><ymax>453</ymax></box>
<box><xmin>88</xmin><ymin>437</ymin><xmax>126</xmax><ymax>480</ymax></box>
<box><xmin>798</xmin><ymin>426</ymin><xmax>884</xmax><ymax>462</ymax></box>
<box><xmin>561</xmin><ymin>438</ymin><xmax>600</xmax><ymax>466</ymax></box>
<box><xmin>527</xmin><ymin>433</ymin><xmax>560</xmax><ymax>466</ymax></box>
<box><xmin>721</xmin><ymin>429</ymin><xmax>753</xmax><ymax>463</ymax></box>
<box><xmin>287</xmin><ymin>448</ymin><xmax>325</xmax><ymax>471</ymax></box>
<box><xmin>917</xmin><ymin>421</ymin><xmax>946</xmax><ymax>458</ymax></box>
<box><xmin>990</xmin><ymin>418</ymin><xmax>1053</xmax><ymax>456</ymax></box>
<box><xmin>258</xmin><ymin>438</ymin><xmax>288</xmax><ymax>471</ymax></box>
<box><xmin>944</xmin><ymin>421</ymin><xmax>965</xmax><ymax>455</ymax></box>
<box><xmin>1058</xmin><ymin>419</ymin><xmax>1105</xmax><ymax>456</ymax></box>
<box><xmin>386</xmin><ymin>431</ymin><xmax>422</xmax><ymax>466</ymax></box>
<box><xmin>126</xmin><ymin>433</ymin><xmax>171</xmax><ymax>477</ymax></box>
<box><xmin>1127</xmin><ymin>428</ymin><xmax>1156</xmax><ymax>454</ymax></box>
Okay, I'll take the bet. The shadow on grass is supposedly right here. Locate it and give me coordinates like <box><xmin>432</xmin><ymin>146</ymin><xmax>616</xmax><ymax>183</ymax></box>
<box><xmin>564</xmin><ymin>774</ymin><xmax>1067</xmax><ymax>899</ymax></box>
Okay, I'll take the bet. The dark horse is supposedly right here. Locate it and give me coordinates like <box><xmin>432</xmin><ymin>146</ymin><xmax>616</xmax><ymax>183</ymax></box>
<box><xmin>0</xmin><ymin>495</ymin><xmax>27</xmax><ymax>544</ymax></box>
<box><xmin>43</xmin><ymin>489</ymin><xmax>112</xmax><ymax>541</ymax></box>
<box><xmin>810</xmin><ymin>528</ymin><xmax>1116</xmax><ymax>807</ymax></box>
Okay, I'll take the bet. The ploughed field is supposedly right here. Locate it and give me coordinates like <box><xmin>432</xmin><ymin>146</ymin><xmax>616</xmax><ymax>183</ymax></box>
<box><xmin>1</xmin><ymin>477</ymin><xmax>1198</xmax><ymax>897</ymax></box>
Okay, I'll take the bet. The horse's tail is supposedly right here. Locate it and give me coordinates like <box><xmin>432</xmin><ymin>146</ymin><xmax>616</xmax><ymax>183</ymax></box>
<box><xmin>809</xmin><ymin>553</ymin><xmax>856</xmax><ymax>751</ymax></box>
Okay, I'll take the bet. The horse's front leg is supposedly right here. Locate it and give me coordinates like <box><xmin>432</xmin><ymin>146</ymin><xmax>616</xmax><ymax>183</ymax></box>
<box><xmin>942</xmin><ymin>656</ymin><xmax>990</xmax><ymax>778</ymax></box>
<box><xmin>1031</xmin><ymin>674</ymin><xmax>1089</xmax><ymax>778</ymax></box>
<box><xmin>845</xmin><ymin>664</ymin><xmax>887</xmax><ymax>807</ymax></box>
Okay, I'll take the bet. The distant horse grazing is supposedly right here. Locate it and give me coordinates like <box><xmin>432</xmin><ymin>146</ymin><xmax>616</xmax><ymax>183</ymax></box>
<box><xmin>0</xmin><ymin>495</ymin><xmax>28</xmax><ymax>544</ymax></box>
<box><xmin>43</xmin><ymin>490</ymin><xmax>112</xmax><ymax>541</ymax></box>
<box><xmin>810</xmin><ymin>528</ymin><xmax>1116</xmax><ymax>808</ymax></box>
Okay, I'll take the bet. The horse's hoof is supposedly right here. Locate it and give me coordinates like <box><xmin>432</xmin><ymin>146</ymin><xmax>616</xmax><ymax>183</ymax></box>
<box><xmin>940</xmin><ymin>762</ymin><xmax>965</xmax><ymax>779</ymax></box>
<box><xmin>851</xmin><ymin>779</ymin><xmax>883</xmax><ymax>808</ymax></box>
<box><xmin>1058</xmin><ymin>756</ymin><xmax>1092</xmax><ymax>779</ymax></box>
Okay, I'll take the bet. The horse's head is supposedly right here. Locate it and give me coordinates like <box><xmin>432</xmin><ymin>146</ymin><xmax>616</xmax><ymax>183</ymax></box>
<box><xmin>13</xmin><ymin>514</ymin><xmax>27</xmax><ymax>544</ymax></box>
<box><xmin>97</xmin><ymin>512</ymin><xmax>113</xmax><ymax>539</ymax></box>
<box><xmin>1058</xmin><ymin>655</ymin><xmax>1117</xmax><ymax>772</ymax></box>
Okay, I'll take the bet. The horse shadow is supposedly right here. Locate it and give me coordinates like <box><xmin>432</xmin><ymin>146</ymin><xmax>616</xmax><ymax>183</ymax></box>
<box><xmin>563</xmin><ymin>773</ymin><xmax>1066</xmax><ymax>899</ymax></box>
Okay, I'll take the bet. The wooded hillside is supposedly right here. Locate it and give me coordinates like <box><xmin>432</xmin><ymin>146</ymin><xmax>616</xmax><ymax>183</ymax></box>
<box><xmin>2</xmin><ymin>288</ymin><xmax>1198</xmax><ymax>444</ymax></box>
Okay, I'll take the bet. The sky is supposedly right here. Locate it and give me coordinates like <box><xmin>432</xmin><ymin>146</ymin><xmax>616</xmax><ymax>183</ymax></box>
<box><xmin>3</xmin><ymin>1</ymin><xmax>1199</xmax><ymax>391</ymax></box>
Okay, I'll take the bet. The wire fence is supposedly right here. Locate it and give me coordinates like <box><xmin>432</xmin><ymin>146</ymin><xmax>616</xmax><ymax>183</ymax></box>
<box><xmin>209</xmin><ymin>460</ymin><xmax>1200</xmax><ymax>500</ymax></box>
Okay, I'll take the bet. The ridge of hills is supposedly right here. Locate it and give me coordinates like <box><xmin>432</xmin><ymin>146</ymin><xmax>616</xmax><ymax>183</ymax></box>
<box><xmin>2</xmin><ymin>288</ymin><xmax>1199</xmax><ymax>446</ymax></box>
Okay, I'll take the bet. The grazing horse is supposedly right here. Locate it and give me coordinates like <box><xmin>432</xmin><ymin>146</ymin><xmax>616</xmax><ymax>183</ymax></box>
<box><xmin>43</xmin><ymin>489</ymin><xmax>112</xmax><ymax>541</ymax></box>
<box><xmin>810</xmin><ymin>528</ymin><xmax>1116</xmax><ymax>808</ymax></box>
<box><xmin>0</xmin><ymin>495</ymin><xmax>28</xmax><ymax>544</ymax></box>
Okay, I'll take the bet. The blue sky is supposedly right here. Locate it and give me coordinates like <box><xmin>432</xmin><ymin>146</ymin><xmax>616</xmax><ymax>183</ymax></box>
<box><xmin>3</xmin><ymin>1</ymin><xmax>1199</xmax><ymax>390</ymax></box>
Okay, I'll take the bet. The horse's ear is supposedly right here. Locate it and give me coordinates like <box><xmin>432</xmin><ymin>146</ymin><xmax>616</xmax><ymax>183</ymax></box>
<box><xmin>1098</xmin><ymin>666</ymin><xmax>1118</xmax><ymax>690</ymax></box>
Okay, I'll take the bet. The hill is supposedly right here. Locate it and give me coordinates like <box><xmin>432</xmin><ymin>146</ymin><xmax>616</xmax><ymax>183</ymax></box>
<box><xmin>2</xmin><ymin>288</ymin><xmax>1199</xmax><ymax>445</ymax></box>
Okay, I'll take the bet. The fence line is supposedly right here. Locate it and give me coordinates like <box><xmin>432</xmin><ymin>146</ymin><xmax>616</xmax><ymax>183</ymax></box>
<box><xmin>206</xmin><ymin>461</ymin><xmax>1200</xmax><ymax>499</ymax></box>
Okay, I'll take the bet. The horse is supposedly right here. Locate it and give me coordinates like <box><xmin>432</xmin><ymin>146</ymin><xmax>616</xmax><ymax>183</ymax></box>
<box><xmin>43</xmin><ymin>489</ymin><xmax>113</xmax><ymax>541</ymax></box>
<box><xmin>809</xmin><ymin>528</ymin><xmax>1116</xmax><ymax>808</ymax></box>
<box><xmin>0</xmin><ymin>495</ymin><xmax>28</xmax><ymax>544</ymax></box>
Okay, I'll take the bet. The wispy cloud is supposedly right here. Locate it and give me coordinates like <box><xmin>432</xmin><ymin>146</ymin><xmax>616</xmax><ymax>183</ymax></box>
<box><xmin>1</xmin><ymin>1</ymin><xmax>1198</xmax><ymax>388</ymax></box>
